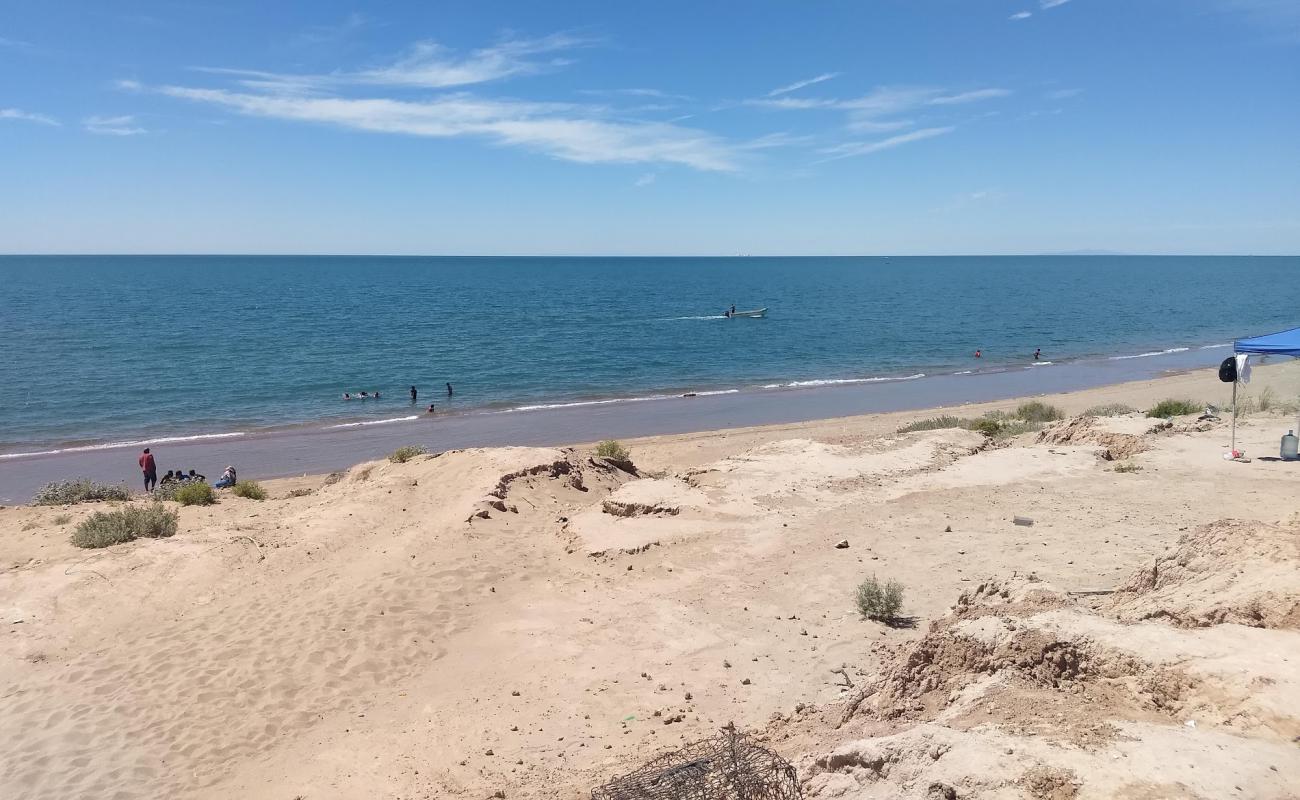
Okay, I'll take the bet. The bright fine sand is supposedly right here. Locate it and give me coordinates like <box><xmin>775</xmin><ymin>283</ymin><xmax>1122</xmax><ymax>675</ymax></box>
<box><xmin>2</xmin><ymin>363</ymin><xmax>1299</xmax><ymax>799</ymax></box>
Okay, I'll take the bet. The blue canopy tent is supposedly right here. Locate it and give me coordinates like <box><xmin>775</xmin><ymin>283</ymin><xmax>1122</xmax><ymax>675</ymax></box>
<box><xmin>1229</xmin><ymin>326</ymin><xmax>1300</xmax><ymax>456</ymax></box>
<box><xmin>1234</xmin><ymin>326</ymin><xmax>1300</xmax><ymax>357</ymax></box>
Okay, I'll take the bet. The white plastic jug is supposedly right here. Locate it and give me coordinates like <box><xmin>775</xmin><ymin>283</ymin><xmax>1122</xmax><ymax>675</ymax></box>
<box><xmin>1282</xmin><ymin>430</ymin><xmax>1299</xmax><ymax>461</ymax></box>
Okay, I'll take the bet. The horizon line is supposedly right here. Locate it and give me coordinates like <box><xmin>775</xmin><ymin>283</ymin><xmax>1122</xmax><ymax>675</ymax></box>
<box><xmin>1</xmin><ymin>252</ymin><xmax>1297</xmax><ymax>259</ymax></box>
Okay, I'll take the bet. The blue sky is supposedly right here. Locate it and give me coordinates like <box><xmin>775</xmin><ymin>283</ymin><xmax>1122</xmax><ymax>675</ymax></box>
<box><xmin>1</xmin><ymin>0</ymin><xmax>1297</xmax><ymax>255</ymax></box>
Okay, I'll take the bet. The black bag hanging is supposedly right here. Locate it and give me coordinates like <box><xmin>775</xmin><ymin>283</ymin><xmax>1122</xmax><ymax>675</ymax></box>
<box><xmin>1218</xmin><ymin>356</ymin><xmax>1237</xmax><ymax>383</ymax></box>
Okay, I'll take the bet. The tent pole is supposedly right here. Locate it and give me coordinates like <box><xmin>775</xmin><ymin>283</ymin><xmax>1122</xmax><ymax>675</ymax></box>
<box><xmin>1231</xmin><ymin>379</ymin><xmax>1238</xmax><ymax>455</ymax></box>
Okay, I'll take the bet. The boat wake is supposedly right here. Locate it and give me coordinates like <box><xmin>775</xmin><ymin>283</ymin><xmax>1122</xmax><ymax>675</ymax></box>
<box><xmin>659</xmin><ymin>315</ymin><xmax>728</xmax><ymax>321</ymax></box>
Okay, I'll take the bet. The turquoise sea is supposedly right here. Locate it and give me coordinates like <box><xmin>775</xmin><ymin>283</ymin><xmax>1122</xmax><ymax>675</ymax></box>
<box><xmin>0</xmin><ymin>255</ymin><xmax>1296</xmax><ymax>456</ymax></box>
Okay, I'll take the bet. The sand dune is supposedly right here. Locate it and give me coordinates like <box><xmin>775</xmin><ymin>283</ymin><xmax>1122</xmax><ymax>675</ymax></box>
<box><xmin>2</xmin><ymin>366</ymin><xmax>1298</xmax><ymax>799</ymax></box>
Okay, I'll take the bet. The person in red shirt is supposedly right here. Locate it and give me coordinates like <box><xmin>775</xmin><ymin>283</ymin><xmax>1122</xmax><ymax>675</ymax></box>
<box><xmin>139</xmin><ymin>448</ymin><xmax>157</xmax><ymax>492</ymax></box>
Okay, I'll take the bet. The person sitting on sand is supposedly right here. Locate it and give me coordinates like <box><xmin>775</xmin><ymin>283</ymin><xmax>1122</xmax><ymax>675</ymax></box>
<box><xmin>159</xmin><ymin>470</ymin><xmax>177</xmax><ymax>486</ymax></box>
<box><xmin>188</xmin><ymin>469</ymin><xmax>205</xmax><ymax>482</ymax></box>
<box><xmin>214</xmin><ymin>466</ymin><xmax>237</xmax><ymax>489</ymax></box>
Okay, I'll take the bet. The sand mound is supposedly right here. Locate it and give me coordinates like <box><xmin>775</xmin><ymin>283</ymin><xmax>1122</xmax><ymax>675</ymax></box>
<box><xmin>807</xmin><ymin>520</ymin><xmax>1300</xmax><ymax>798</ymax></box>
<box><xmin>1035</xmin><ymin>417</ymin><xmax>1148</xmax><ymax>461</ymax></box>
<box><xmin>1105</xmin><ymin>519</ymin><xmax>1300</xmax><ymax>629</ymax></box>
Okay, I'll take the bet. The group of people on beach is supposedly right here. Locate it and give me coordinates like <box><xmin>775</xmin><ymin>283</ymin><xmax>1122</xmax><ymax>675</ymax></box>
<box><xmin>137</xmin><ymin>448</ymin><xmax>236</xmax><ymax>492</ymax></box>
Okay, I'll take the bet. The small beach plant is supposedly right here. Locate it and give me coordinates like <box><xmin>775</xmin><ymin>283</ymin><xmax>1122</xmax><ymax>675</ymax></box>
<box><xmin>595</xmin><ymin>440</ymin><xmax>631</xmax><ymax>461</ymax></box>
<box><xmin>71</xmin><ymin>504</ymin><xmax>178</xmax><ymax>548</ymax></box>
<box><xmin>855</xmin><ymin>575</ymin><xmax>904</xmax><ymax>622</ymax></box>
<box><xmin>1082</xmin><ymin>403</ymin><xmax>1137</xmax><ymax>417</ymax></box>
<box><xmin>1146</xmin><ymin>399</ymin><xmax>1201</xmax><ymax>418</ymax></box>
<box><xmin>897</xmin><ymin>416</ymin><xmax>968</xmax><ymax>433</ymax></box>
<box><xmin>31</xmin><ymin>479</ymin><xmax>129</xmax><ymax>506</ymax></box>
<box><xmin>172</xmin><ymin>482</ymin><xmax>216</xmax><ymax>506</ymax></box>
<box><xmin>231</xmin><ymin>480</ymin><xmax>267</xmax><ymax>500</ymax></box>
<box><xmin>1014</xmin><ymin>401</ymin><xmax>1065</xmax><ymax>423</ymax></box>
<box><xmin>389</xmin><ymin>445</ymin><xmax>426</xmax><ymax>463</ymax></box>
<box><xmin>1112</xmin><ymin>461</ymin><xmax>1142</xmax><ymax>473</ymax></box>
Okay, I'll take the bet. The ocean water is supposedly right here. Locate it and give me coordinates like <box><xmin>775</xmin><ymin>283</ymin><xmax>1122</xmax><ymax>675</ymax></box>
<box><xmin>0</xmin><ymin>255</ymin><xmax>1296</xmax><ymax>455</ymax></box>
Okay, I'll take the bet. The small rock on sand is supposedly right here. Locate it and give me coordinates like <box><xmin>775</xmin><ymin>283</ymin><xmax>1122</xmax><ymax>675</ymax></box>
<box><xmin>835</xmin><ymin>539</ymin><xmax>849</xmax><ymax>549</ymax></box>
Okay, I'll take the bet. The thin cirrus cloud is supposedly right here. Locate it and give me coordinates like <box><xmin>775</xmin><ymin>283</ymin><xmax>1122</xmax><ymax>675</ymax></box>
<box><xmin>767</xmin><ymin>72</ymin><xmax>841</xmax><ymax>97</ymax></box>
<box><xmin>1010</xmin><ymin>12</ymin><xmax>1033</xmax><ymax>20</ymax></box>
<box><xmin>817</xmin><ymin>127</ymin><xmax>956</xmax><ymax>161</ymax></box>
<box><xmin>83</xmin><ymin>114</ymin><xmax>147</xmax><ymax>135</ymax></box>
<box><xmin>747</xmin><ymin>84</ymin><xmax>1007</xmax><ymax>160</ymax></box>
<box><xmin>1040</xmin><ymin>0</ymin><xmax>1072</xmax><ymax>8</ymax></box>
<box><xmin>193</xmin><ymin>33</ymin><xmax>594</xmax><ymax>93</ymax></box>
<box><xmin>0</xmin><ymin>107</ymin><xmax>59</xmax><ymax>125</ymax></box>
<box><xmin>156</xmin><ymin>86</ymin><xmax>742</xmax><ymax>171</ymax></box>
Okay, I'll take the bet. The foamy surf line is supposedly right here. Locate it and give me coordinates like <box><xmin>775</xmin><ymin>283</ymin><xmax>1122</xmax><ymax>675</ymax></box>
<box><xmin>1110</xmin><ymin>347</ymin><xmax>1191</xmax><ymax>360</ymax></box>
<box><xmin>762</xmin><ymin>373</ymin><xmax>925</xmax><ymax>389</ymax></box>
<box><xmin>326</xmin><ymin>415</ymin><xmax>419</xmax><ymax>429</ymax></box>
<box><xmin>0</xmin><ymin>431</ymin><xmax>247</xmax><ymax>460</ymax></box>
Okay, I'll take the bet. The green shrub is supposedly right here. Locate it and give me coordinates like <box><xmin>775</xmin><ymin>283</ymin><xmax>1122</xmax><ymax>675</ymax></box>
<box><xmin>52</xmin><ymin>514</ymin><xmax>72</xmax><ymax>525</ymax></box>
<box><xmin>1082</xmin><ymin>403</ymin><xmax>1137</xmax><ymax>417</ymax></box>
<box><xmin>855</xmin><ymin>575</ymin><xmax>904</xmax><ymax>622</ymax></box>
<box><xmin>1014</xmin><ymin>401</ymin><xmax>1064</xmax><ymax>423</ymax></box>
<box><xmin>898</xmin><ymin>416</ymin><xmax>969</xmax><ymax>433</ymax></box>
<box><xmin>595</xmin><ymin>440</ymin><xmax>630</xmax><ymax>461</ymax></box>
<box><xmin>286</xmin><ymin>488</ymin><xmax>314</xmax><ymax>498</ymax></box>
<box><xmin>231</xmin><ymin>480</ymin><xmax>266</xmax><ymax>500</ymax></box>
<box><xmin>389</xmin><ymin>445</ymin><xmax>427</xmax><ymax>463</ymax></box>
<box><xmin>1112</xmin><ymin>461</ymin><xmax>1142</xmax><ymax>473</ymax></box>
<box><xmin>969</xmin><ymin>417</ymin><xmax>1005</xmax><ymax>437</ymax></box>
<box><xmin>1146</xmin><ymin>399</ymin><xmax>1202</xmax><ymax>418</ymax></box>
<box><xmin>71</xmin><ymin>504</ymin><xmax>178</xmax><ymax>549</ymax></box>
<box><xmin>31</xmin><ymin>479</ymin><xmax>129</xmax><ymax>506</ymax></box>
<box><xmin>172</xmin><ymin>482</ymin><xmax>216</xmax><ymax>506</ymax></box>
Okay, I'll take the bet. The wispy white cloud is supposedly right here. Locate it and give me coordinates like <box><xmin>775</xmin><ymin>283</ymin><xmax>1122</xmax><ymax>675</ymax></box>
<box><xmin>157</xmin><ymin>85</ymin><xmax>739</xmax><ymax>171</ymax></box>
<box><xmin>1040</xmin><ymin>0</ymin><xmax>1072</xmax><ymax>8</ymax></box>
<box><xmin>1009</xmin><ymin>11</ymin><xmax>1033</xmax><ymax>20</ymax></box>
<box><xmin>929</xmin><ymin>88</ymin><xmax>1013</xmax><ymax>105</ymax></box>
<box><xmin>1046</xmin><ymin>88</ymin><xmax>1083</xmax><ymax>100</ymax></box>
<box><xmin>817</xmin><ymin>126</ymin><xmax>955</xmax><ymax>161</ymax></box>
<box><xmin>194</xmin><ymin>33</ymin><xmax>594</xmax><ymax>94</ymax></box>
<box><xmin>634</xmin><ymin>172</ymin><xmax>656</xmax><ymax>187</ymax></box>
<box><xmin>84</xmin><ymin>114</ymin><xmax>147</xmax><ymax>135</ymax></box>
<box><xmin>0</xmin><ymin>35</ymin><xmax>35</xmax><ymax>49</ymax></box>
<box><xmin>748</xmin><ymin>86</ymin><xmax>1010</xmax><ymax>115</ymax></box>
<box><xmin>0</xmin><ymin>107</ymin><xmax>58</xmax><ymax>126</ymax></box>
<box><xmin>768</xmin><ymin>72</ymin><xmax>841</xmax><ymax>97</ymax></box>
<box><xmin>578</xmin><ymin>88</ymin><xmax>693</xmax><ymax>101</ymax></box>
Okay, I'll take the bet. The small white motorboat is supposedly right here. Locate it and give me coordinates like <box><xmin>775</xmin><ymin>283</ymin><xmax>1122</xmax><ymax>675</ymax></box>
<box><xmin>725</xmin><ymin>307</ymin><xmax>767</xmax><ymax>318</ymax></box>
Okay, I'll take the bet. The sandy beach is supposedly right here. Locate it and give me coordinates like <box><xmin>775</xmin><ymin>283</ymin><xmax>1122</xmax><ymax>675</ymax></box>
<box><xmin>2</xmin><ymin>362</ymin><xmax>1298</xmax><ymax>799</ymax></box>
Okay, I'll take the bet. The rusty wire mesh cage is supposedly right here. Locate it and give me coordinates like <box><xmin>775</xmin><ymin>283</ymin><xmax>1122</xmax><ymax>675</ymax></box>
<box><xmin>592</xmin><ymin>725</ymin><xmax>801</xmax><ymax>800</ymax></box>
